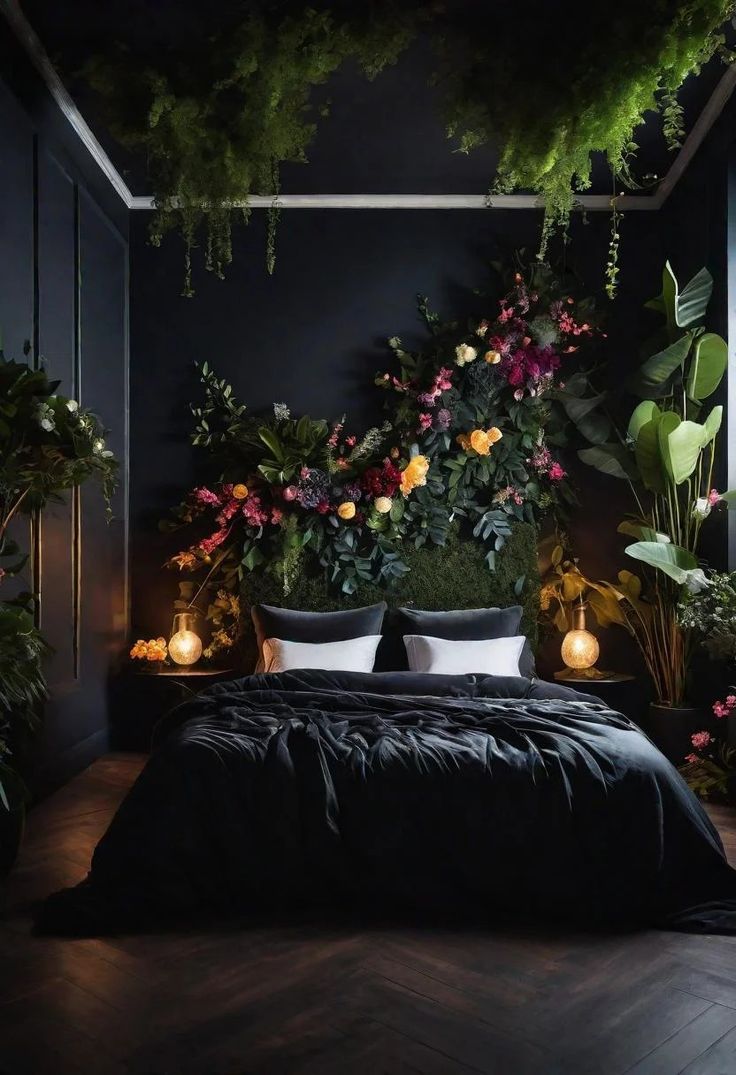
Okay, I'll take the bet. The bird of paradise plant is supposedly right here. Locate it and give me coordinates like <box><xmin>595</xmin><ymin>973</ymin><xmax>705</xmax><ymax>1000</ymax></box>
<box><xmin>579</xmin><ymin>262</ymin><xmax>735</xmax><ymax>705</ymax></box>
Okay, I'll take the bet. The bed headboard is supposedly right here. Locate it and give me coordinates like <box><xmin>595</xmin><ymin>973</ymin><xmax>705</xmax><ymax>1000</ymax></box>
<box><xmin>240</xmin><ymin>522</ymin><xmax>540</xmax><ymax>671</ymax></box>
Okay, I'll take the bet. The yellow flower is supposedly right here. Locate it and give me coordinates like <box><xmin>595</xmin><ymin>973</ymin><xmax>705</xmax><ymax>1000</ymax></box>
<box><xmin>171</xmin><ymin>550</ymin><xmax>197</xmax><ymax>571</ymax></box>
<box><xmin>337</xmin><ymin>501</ymin><xmax>356</xmax><ymax>520</ymax></box>
<box><xmin>487</xmin><ymin>426</ymin><xmax>503</xmax><ymax>445</ymax></box>
<box><xmin>374</xmin><ymin>496</ymin><xmax>393</xmax><ymax>514</ymax></box>
<box><xmin>400</xmin><ymin>455</ymin><xmax>429</xmax><ymax>496</ymax></box>
<box><xmin>484</xmin><ymin>349</ymin><xmax>501</xmax><ymax>364</ymax></box>
<box><xmin>232</xmin><ymin>483</ymin><xmax>249</xmax><ymax>500</ymax></box>
<box><xmin>470</xmin><ymin>429</ymin><xmax>492</xmax><ymax>455</ymax></box>
<box><xmin>456</xmin><ymin>433</ymin><xmax>471</xmax><ymax>452</ymax></box>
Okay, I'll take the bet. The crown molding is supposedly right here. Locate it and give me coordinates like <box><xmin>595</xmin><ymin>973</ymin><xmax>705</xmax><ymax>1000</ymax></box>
<box><xmin>5</xmin><ymin>0</ymin><xmax>736</xmax><ymax>215</ymax></box>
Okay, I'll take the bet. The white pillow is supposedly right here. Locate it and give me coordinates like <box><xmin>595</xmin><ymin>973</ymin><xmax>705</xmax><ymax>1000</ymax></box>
<box><xmin>262</xmin><ymin>635</ymin><xmax>382</xmax><ymax>674</ymax></box>
<box><xmin>403</xmin><ymin>634</ymin><xmax>526</xmax><ymax>677</ymax></box>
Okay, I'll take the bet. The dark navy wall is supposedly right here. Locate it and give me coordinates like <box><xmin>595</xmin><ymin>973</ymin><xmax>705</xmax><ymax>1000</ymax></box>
<box><xmin>0</xmin><ymin>24</ymin><xmax>129</xmax><ymax>790</ymax></box>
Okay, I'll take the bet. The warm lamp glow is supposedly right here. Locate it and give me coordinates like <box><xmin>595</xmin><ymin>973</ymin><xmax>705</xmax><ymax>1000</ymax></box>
<box><xmin>168</xmin><ymin>612</ymin><xmax>202</xmax><ymax>667</ymax></box>
<box><xmin>556</xmin><ymin>602</ymin><xmax>603</xmax><ymax>680</ymax></box>
<box><xmin>561</xmin><ymin>628</ymin><xmax>600</xmax><ymax>671</ymax></box>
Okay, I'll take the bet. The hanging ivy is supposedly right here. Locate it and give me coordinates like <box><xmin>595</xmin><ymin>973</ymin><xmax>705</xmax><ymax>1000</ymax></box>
<box><xmin>83</xmin><ymin>6</ymin><xmax>417</xmax><ymax>295</ymax></box>
<box><xmin>438</xmin><ymin>0</ymin><xmax>734</xmax><ymax>285</ymax></box>
<box><xmin>82</xmin><ymin>1</ymin><xmax>734</xmax><ymax>296</ymax></box>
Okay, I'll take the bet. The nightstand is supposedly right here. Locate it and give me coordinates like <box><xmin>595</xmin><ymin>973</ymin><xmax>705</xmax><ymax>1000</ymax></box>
<box><xmin>110</xmin><ymin>667</ymin><xmax>236</xmax><ymax>751</ymax></box>
<box><xmin>554</xmin><ymin>674</ymin><xmax>647</xmax><ymax>724</ymax></box>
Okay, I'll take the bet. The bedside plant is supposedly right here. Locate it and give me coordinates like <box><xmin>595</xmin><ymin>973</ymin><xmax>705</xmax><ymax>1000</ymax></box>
<box><xmin>0</xmin><ymin>347</ymin><xmax>117</xmax><ymax>875</ymax></box>
<box><xmin>579</xmin><ymin>262</ymin><xmax>734</xmax><ymax>714</ymax></box>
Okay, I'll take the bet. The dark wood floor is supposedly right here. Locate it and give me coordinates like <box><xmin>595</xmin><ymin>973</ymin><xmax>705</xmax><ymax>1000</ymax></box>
<box><xmin>2</xmin><ymin>758</ymin><xmax>736</xmax><ymax>1075</ymax></box>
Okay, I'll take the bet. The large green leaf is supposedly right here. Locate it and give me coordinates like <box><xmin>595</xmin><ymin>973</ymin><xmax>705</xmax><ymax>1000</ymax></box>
<box><xmin>258</xmin><ymin>427</ymin><xmax>285</xmax><ymax>461</ymax></box>
<box><xmin>676</xmin><ymin>266</ymin><xmax>713</xmax><ymax>328</ymax></box>
<box><xmin>629</xmin><ymin>334</ymin><xmax>691</xmax><ymax>395</ymax></box>
<box><xmin>557</xmin><ymin>390</ymin><xmax>610</xmax><ymax>445</ymax></box>
<box><xmin>634</xmin><ymin>416</ymin><xmax>666</xmax><ymax>492</ymax></box>
<box><xmin>627</xmin><ymin>400</ymin><xmax>660</xmax><ymax>442</ymax></box>
<box><xmin>644</xmin><ymin>263</ymin><xmax>713</xmax><ymax>337</ymax></box>
<box><xmin>624</xmin><ymin>540</ymin><xmax>697</xmax><ymax>584</ymax></box>
<box><xmin>686</xmin><ymin>332</ymin><xmax>727</xmax><ymax>402</ymax></box>
<box><xmin>665</xmin><ymin>419</ymin><xmax>705</xmax><ymax>484</ymax></box>
<box><xmin>702</xmin><ymin>405</ymin><xmax>723</xmax><ymax>446</ymax></box>
<box><xmin>656</xmin><ymin>411</ymin><xmax>681</xmax><ymax>484</ymax></box>
<box><xmin>617</xmin><ymin>520</ymin><xmax>669</xmax><ymax>543</ymax></box>
<box><xmin>577</xmin><ymin>444</ymin><xmax>633</xmax><ymax>481</ymax></box>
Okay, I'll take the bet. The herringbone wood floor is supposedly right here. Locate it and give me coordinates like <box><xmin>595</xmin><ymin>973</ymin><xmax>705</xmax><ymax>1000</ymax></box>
<box><xmin>2</xmin><ymin>756</ymin><xmax>736</xmax><ymax>1075</ymax></box>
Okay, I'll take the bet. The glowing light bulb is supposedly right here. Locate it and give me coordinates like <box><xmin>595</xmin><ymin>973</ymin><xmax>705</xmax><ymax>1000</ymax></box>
<box><xmin>168</xmin><ymin>612</ymin><xmax>202</xmax><ymax>667</ymax></box>
<box><xmin>561</xmin><ymin>628</ymin><xmax>600</xmax><ymax>671</ymax></box>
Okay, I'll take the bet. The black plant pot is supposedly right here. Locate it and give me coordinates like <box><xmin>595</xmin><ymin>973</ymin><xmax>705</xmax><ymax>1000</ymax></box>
<box><xmin>0</xmin><ymin>803</ymin><xmax>25</xmax><ymax>880</ymax></box>
<box><xmin>640</xmin><ymin>704</ymin><xmax>711</xmax><ymax>766</ymax></box>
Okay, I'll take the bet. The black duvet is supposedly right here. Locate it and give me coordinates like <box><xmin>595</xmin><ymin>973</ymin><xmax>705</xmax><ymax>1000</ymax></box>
<box><xmin>39</xmin><ymin>670</ymin><xmax>736</xmax><ymax>934</ymax></box>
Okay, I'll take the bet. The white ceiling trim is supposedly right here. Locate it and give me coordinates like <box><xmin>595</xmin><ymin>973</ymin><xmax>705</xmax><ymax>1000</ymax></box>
<box><xmin>5</xmin><ymin>0</ymin><xmax>736</xmax><ymax>215</ymax></box>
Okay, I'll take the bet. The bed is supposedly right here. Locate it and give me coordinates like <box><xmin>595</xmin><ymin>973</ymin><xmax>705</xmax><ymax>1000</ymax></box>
<box><xmin>39</xmin><ymin>668</ymin><xmax>736</xmax><ymax>935</ymax></box>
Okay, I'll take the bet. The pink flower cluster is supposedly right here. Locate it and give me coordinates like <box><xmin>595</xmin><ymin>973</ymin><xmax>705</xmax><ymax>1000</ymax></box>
<box><xmin>500</xmin><ymin>344</ymin><xmax>561</xmax><ymax>389</ymax></box>
<box><xmin>417</xmin><ymin>367</ymin><xmax>453</xmax><ymax>408</ymax></box>
<box><xmin>528</xmin><ymin>445</ymin><xmax>566</xmax><ymax>482</ymax></box>
<box><xmin>713</xmin><ymin>694</ymin><xmax>736</xmax><ymax>719</ymax></box>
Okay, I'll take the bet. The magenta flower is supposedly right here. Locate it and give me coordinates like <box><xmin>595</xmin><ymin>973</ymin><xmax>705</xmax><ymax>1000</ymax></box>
<box><xmin>418</xmin><ymin>413</ymin><xmax>433</xmax><ymax>431</ymax></box>
<box><xmin>691</xmin><ymin>731</ymin><xmax>712</xmax><ymax>750</ymax></box>
<box><xmin>548</xmin><ymin>461</ymin><xmax>566</xmax><ymax>482</ymax></box>
<box><xmin>708</xmin><ymin>488</ymin><xmax>722</xmax><ymax>507</ymax></box>
<box><xmin>193</xmin><ymin>487</ymin><xmax>221</xmax><ymax>506</ymax></box>
<box><xmin>199</xmin><ymin>527</ymin><xmax>229</xmax><ymax>554</ymax></box>
<box><xmin>685</xmin><ymin>753</ymin><xmax>699</xmax><ymax>764</ymax></box>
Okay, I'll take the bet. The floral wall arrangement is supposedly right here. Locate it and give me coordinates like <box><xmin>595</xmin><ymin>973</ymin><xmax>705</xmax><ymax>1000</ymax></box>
<box><xmin>82</xmin><ymin>1</ymin><xmax>734</xmax><ymax>296</ymax></box>
<box><xmin>163</xmin><ymin>261</ymin><xmax>600</xmax><ymax>660</ymax></box>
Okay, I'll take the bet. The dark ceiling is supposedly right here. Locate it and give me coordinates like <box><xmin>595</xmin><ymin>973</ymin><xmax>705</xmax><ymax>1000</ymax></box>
<box><xmin>16</xmin><ymin>1</ymin><xmax>734</xmax><ymax>197</ymax></box>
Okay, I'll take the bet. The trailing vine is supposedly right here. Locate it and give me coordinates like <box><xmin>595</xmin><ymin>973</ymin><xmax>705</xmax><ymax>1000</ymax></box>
<box><xmin>83</xmin><ymin>6</ymin><xmax>417</xmax><ymax>295</ymax></box>
<box><xmin>82</xmin><ymin>1</ymin><xmax>734</xmax><ymax>296</ymax></box>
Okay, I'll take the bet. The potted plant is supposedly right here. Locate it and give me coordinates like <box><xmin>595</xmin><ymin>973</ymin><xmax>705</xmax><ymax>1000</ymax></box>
<box><xmin>0</xmin><ymin>348</ymin><xmax>117</xmax><ymax>876</ymax></box>
<box><xmin>579</xmin><ymin>262</ymin><xmax>734</xmax><ymax>761</ymax></box>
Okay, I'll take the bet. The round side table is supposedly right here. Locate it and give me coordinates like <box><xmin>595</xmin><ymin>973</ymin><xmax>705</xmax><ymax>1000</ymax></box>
<box><xmin>111</xmin><ymin>667</ymin><xmax>236</xmax><ymax>751</ymax></box>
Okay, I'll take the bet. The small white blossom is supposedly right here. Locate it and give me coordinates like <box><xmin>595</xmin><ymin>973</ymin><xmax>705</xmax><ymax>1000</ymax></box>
<box><xmin>66</xmin><ymin>399</ymin><xmax>79</xmax><ymax>413</ymax></box>
<box><xmin>273</xmin><ymin>402</ymin><xmax>290</xmax><ymax>421</ymax></box>
<box><xmin>692</xmin><ymin>498</ymin><xmax>711</xmax><ymax>520</ymax></box>
<box><xmin>454</xmin><ymin>343</ymin><xmax>477</xmax><ymax>367</ymax></box>
<box><xmin>684</xmin><ymin>568</ymin><xmax>711</xmax><ymax>595</ymax></box>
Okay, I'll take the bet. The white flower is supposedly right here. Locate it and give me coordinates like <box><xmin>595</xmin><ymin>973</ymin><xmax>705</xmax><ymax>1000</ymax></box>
<box><xmin>455</xmin><ymin>343</ymin><xmax>477</xmax><ymax>367</ymax></box>
<box><xmin>374</xmin><ymin>496</ymin><xmax>392</xmax><ymax>514</ymax></box>
<box><xmin>692</xmin><ymin>498</ymin><xmax>711</xmax><ymax>520</ymax></box>
<box><xmin>513</xmin><ymin>388</ymin><xmax>524</xmax><ymax>401</ymax></box>
<box><xmin>684</xmin><ymin>568</ymin><xmax>711</xmax><ymax>595</ymax></box>
<box><xmin>93</xmin><ymin>438</ymin><xmax>106</xmax><ymax>455</ymax></box>
<box><xmin>36</xmin><ymin>402</ymin><xmax>56</xmax><ymax>432</ymax></box>
<box><xmin>273</xmin><ymin>402</ymin><xmax>290</xmax><ymax>421</ymax></box>
<box><xmin>66</xmin><ymin>399</ymin><xmax>79</xmax><ymax>413</ymax></box>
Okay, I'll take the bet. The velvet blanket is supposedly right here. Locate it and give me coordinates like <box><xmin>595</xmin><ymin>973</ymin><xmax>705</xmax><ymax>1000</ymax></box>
<box><xmin>39</xmin><ymin>670</ymin><xmax>736</xmax><ymax>934</ymax></box>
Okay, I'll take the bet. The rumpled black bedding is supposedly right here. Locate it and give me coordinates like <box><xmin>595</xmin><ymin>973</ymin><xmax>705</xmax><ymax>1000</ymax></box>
<box><xmin>38</xmin><ymin>670</ymin><xmax>736</xmax><ymax>934</ymax></box>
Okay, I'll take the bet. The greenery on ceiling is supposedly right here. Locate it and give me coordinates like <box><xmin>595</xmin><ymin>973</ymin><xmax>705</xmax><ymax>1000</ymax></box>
<box><xmin>82</xmin><ymin>1</ymin><xmax>735</xmax><ymax>296</ymax></box>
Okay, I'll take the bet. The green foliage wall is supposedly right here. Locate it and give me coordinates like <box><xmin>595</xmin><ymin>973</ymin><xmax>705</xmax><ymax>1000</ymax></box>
<box><xmin>239</xmin><ymin>521</ymin><xmax>539</xmax><ymax>671</ymax></box>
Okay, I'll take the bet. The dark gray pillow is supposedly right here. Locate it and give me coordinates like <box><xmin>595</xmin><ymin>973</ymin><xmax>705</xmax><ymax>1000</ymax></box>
<box><xmin>251</xmin><ymin>602</ymin><xmax>387</xmax><ymax>673</ymax></box>
<box><xmin>395</xmin><ymin>605</ymin><xmax>536</xmax><ymax>678</ymax></box>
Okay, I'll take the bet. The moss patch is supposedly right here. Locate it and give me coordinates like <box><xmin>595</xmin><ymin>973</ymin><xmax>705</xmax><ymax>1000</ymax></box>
<box><xmin>239</xmin><ymin>522</ymin><xmax>539</xmax><ymax>671</ymax></box>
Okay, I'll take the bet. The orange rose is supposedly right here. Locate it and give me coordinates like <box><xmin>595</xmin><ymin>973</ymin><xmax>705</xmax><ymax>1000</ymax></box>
<box><xmin>400</xmin><ymin>455</ymin><xmax>429</xmax><ymax>495</ymax></box>
<box><xmin>484</xmin><ymin>350</ymin><xmax>501</xmax><ymax>364</ymax></box>
<box><xmin>487</xmin><ymin>426</ymin><xmax>503</xmax><ymax>445</ymax></box>
<box><xmin>456</xmin><ymin>433</ymin><xmax>471</xmax><ymax>452</ymax></box>
<box><xmin>232</xmin><ymin>483</ymin><xmax>249</xmax><ymax>500</ymax></box>
<box><xmin>469</xmin><ymin>430</ymin><xmax>492</xmax><ymax>455</ymax></box>
<box><xmin>337</xmin><ymin>501</ymin><xmax>356</xmax><ymax>520</ymax></box>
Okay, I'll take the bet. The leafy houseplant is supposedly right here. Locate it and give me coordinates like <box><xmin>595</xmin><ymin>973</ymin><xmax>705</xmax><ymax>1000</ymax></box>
<box><xmin>0</xmin><ymin>348</ymin><xmax>117</xmax><ymax>875</ymax></box>
<box><xmin>680</xmin><ymin>570</ymin><xmax>736</xmax><ymax>665</ymax></box>
<box><xmin>579</xmin><ymin>262</ymin><xmax>734</xmax><ymax>722</ymax></box>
